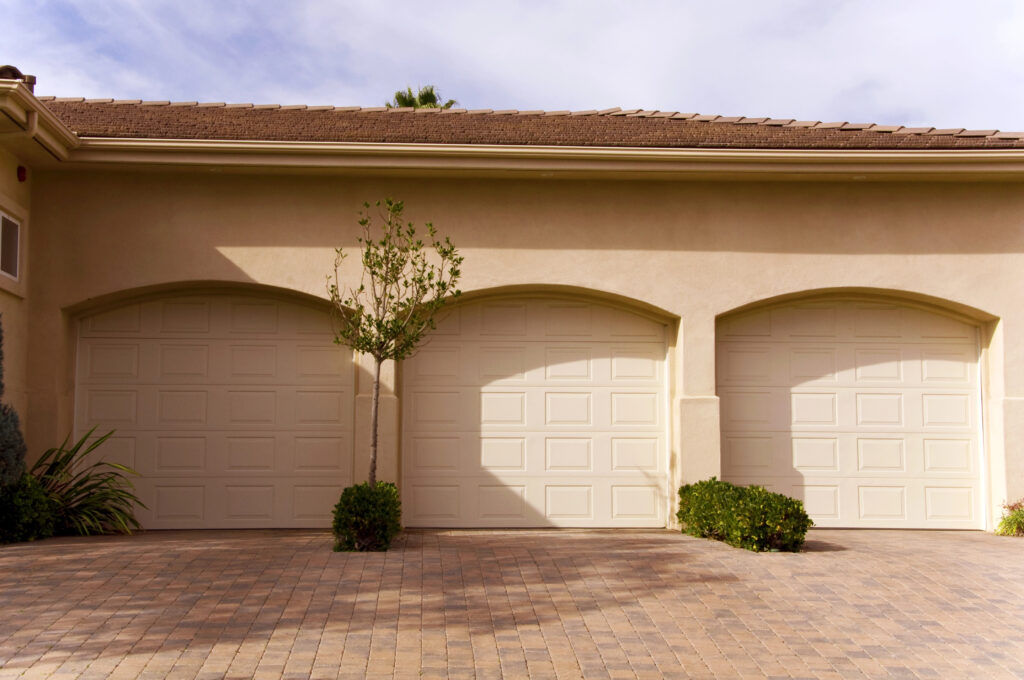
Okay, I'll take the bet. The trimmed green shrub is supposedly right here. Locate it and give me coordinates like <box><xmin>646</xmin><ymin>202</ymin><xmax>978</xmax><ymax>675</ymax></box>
<box><xmin>332</xmin><ymin>481</ymin><xmax>401</xmax><ymax>552</ymax></box>
<box><xmin>0</xmin><ymin>473</ymin><xmax>55</xmax><ymax>544</ymax></box>
<box><xmin>32</xmin><ymin>428</ymin><xmax>144</xmax><ymax>536</ymax></box>
<box><xmin>995</xmin><ymin>498</ymin><xmax>1024</xmax><ymax>537</ymax></box>
<box><xmin>677</xmin><ymin>478</ymin><xmax>813</xmax><ymax>552</ymax></box>
<box><xmin>0</xmin><ymin>316</ymin><xmax>28</xmax><ymax>488</ymax></box>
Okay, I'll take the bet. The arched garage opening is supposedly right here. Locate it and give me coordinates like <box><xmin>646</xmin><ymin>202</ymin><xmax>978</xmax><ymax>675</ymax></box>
<box><xmin>400</xmin><ymin>289</ymin><xmax>676</xmax><ymax>528</ymax></box>
<box><xmin>73</xmin><ymin>284</ymin><xmax>354</xmax><ymax>529</ymax></box>
<box><xmin>716</xmin><ymin>291</ymin><xmax>990</xmax><ymax>529</ymax></box>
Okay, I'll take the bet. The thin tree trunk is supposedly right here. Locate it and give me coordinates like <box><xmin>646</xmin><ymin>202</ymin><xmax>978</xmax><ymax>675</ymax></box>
<box><xmin>368</xmin><ymin>357</ymin><xmax>382</xmax><ymax>487</ymax></box>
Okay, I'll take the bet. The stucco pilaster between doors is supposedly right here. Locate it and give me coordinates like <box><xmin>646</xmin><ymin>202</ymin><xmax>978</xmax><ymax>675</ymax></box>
<box><xmin>670</xmin><ymin>313</ymin><xmax>722</xmax><ymax>505</ymax></box>
<box><xmin>353</xmin><ymin>353</ymin><xmax>398</xmax><ymax>484</ymax></box>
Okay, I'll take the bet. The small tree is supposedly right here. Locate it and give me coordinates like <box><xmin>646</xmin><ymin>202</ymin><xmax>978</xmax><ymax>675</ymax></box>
<box><xmin>0</xmin><ymin>315</ymin><xmax>28</xmax><ymax>487</ymax></box>
<box><xmin>328</xmin><ymin>199</ymin><xmax>462</xmax><ymax>486</ymax></box>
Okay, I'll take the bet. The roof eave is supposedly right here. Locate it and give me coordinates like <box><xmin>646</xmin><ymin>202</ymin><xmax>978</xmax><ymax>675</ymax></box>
<box><xmin>0</xmin><ymin>81</ymin><xmax>80</xmax><ymax>162</ymax></box>
<box><xmin>63</xmin><ymin>137</ymin><xmax>1024</xmax><ymax>180</ymax></box>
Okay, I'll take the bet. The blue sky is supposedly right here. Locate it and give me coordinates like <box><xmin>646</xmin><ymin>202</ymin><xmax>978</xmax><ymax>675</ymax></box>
<box><xmin>5</xmin><ymin>0</ymin><xmax>1024</xmax><ymax>129</ymax></box>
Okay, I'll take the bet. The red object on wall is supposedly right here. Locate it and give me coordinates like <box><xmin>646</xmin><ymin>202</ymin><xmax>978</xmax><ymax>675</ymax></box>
<box><xmin>16</xmin><ymin>166</ymin><xmax>26</xmax><ymax>182</ymax></box>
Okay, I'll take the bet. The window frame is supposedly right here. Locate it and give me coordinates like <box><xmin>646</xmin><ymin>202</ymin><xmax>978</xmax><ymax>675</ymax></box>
<box><xmin>0</xmin><ymin>210</ymin><xmax>20</xmax><ymax>282</ymax></box>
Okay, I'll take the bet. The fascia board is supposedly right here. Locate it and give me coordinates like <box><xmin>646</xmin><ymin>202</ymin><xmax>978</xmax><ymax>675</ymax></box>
<box><xmin>67</xmin><ymin>137</ymin><xmax>1024</xmax><ymax>179</ymax></box>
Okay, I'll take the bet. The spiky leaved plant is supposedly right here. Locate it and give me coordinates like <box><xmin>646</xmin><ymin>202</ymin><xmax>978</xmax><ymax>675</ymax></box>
<box><xmin>0</xmin><ymin>315</ymin><xmax>27</xmax><ymax>487</ymax></box>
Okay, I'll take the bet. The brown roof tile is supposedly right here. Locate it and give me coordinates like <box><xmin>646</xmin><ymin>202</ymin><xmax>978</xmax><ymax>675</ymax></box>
<box><xmin>38</xmin><ymin>100</ymin><xmax>1024</xmax><ymax>150</ymax></box>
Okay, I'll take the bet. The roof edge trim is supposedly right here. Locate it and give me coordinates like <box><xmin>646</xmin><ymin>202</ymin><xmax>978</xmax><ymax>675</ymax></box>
<box><xmin>65</xmin><ymin>137</ymin><xmax>1024</xmax><ymax>178</ymax></box>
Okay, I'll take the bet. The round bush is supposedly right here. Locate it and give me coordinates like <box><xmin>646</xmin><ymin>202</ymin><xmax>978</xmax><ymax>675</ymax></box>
<box><xmin>0</xmin><ymin>473</ymin><xmax>55</xmax><ymax>544</ymax></box>
<box><xmin>332</xmin><ymin>481</ymin><xmax>401</xmax><ymax>552</ymax></box>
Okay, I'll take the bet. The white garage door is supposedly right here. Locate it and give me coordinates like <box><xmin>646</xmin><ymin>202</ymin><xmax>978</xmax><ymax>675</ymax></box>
<box><xmin>76</xmin><ymin>292</ymin><xmax>354</xmax><ymax>529</ymax></box>
<box><xmin>402</xmin><ymin>297</ymin><xmax>668</xmax><ymax>527</ymax></box>
<box><xmin>717</xmin><ymin>299</ymin><xmax>982</xmax><ymax>529</ymax></box>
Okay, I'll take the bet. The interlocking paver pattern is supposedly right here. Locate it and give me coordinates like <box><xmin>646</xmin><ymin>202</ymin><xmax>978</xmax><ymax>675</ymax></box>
<box><xmin>1</xmin><ymin>529</ymin><xmax>1022</xmax><ymax>679</ymax></box>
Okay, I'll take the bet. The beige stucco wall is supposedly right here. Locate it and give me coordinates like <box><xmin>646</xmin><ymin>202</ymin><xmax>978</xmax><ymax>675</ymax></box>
<box><xmin>25</xmin><ymin>168</ymin><xmax>1024</xmax><ymax>525</ymax></box>
<box><xmin>0</xmin><ymin>146</ymin><xmax>31</xmax><ymax>429</ymax></box>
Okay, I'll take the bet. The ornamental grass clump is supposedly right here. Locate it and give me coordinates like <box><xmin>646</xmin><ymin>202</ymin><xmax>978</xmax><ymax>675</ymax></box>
<box><xmin>677</xmin><ymin>477</ymin><xmax>813</xmax><ymax>552</ymax></box>
<box><xmin>32</xmin><ymin>428</ymin><xmax>144</xmax><ymax>536</ymax></box>
<box><xmin>995</xmin><ymin>498</ymin><xmax>1024</xmax><ymax>537</ymax></box>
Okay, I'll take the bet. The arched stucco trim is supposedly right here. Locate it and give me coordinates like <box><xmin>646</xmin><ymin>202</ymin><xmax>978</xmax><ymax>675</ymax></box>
<box><xmin>64</xmin><ymin>280</ymin><xmax>335</xmax><ymax>318</ymax></box>
<box><xmin>716</xmin><ymin>286</ymin><xmax>998</xmax><ymax>328</ymax></box>
<box><xmin>453</xmin><ymin>283</ymin><xmax>679</xmax><ymax>325</ymax></box>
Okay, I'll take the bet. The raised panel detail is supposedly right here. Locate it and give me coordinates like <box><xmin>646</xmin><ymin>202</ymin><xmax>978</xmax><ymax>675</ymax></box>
<box><xmin>924</xmin><ymin>439</ymin><xmax>972</xmax><ymax>472</ymax></box>
<box><xmin>295</xmin><ymin>437</ymin><xmax>345</xmax><ymax>471</ymax></box>
<box><xmin>228</xmin><ymin>391</ymin><xmax>276</xmax><ymax>424</ymax></box>
<box><xmin>161</xmin><ymin>302</ymin><xmax>209</xmax><ymax>333</ymax></box>
<box><xmin>722</xmin><ymin>348</ymin><xmax>771</xmax><ymax>381</ymax></box>
<box><xmin>411</xmin><ymin>486</ymin><xmax>460</xmax><ymax>519</ymax></box>
<box><xmin>87</xmin><ymin>344</ymin><xmax>139</xmax><ymax>378</ymax></box>
<box><xmin>293</xmin><ymin>486</ymin><xmax>342</xmax><ymax>520</ymax></box>
<box><xmin>480</xmin><ymin>348</ymin><xmax>525</xmax><ymax>381</ymax></box>
<box><xmin>225</xmin><ymin>486</ymin><xmax>274</xmax><ymax>519</ymax></box>
<box><xmin>858</xmin><ymin>486</ymin><xmax>906</xmax><ymax>520</ymax></box>
<box><xmin>479</xmin><ymin>486</ymin><xmax>525</xmax><ymax>519</ymax></box>
<box><xmin>295</xmin><ymin>391</ymin><xmax>343</xmax><ymax>424</ymax></box>
<box><xmin>546</xmin><ymin>348</ymin><xmax>591</xmax><ymax>380</ymax></box>
<box><xmin>481</xmin><ymin>393</ymin><xmax>526</xmax><ymax>425</ymax></box>
<box><xmin>922</xmin><ymin>352</ymin><xmax>969</xmax><ymax>382</ymax></box>
<box><xmin>787</xmin><ymin>306</ymin><xmax>836</xmax><ymax>337</ymax></box>
<box><xmin>160</xmin><ymin>345</ymin><xmax>209</xmax><ymax>377</ymax></box>
<box><xmin>545</xmin><ymin>393</ymin><xmax>591</xmax><ymax>425</ymax></box>
<box><xmin>88</xmin><ymin>305</ymin><xmax>140</xmax><ymax>333</ymax></box>
<box><xmin>297</xmin><ymin>347</ymin><xmax>345</xmax><ymax>378</ymax></box>
<box><xmin>611</xmin><ymin>351</ymin><xmax>658</xmax><ymax>380</ymax></box>
<box><xmin>611</xmin><ymin>393</ymin><xmax>658</xmax><ymax>425</ymax></box>
<box><xmin>480</xmin><ymin>438</ymin><xmax>525</xmax><ymax>470</ymax></box>
<box><xmin>923</xmin><ymin>394</ymin><xmax>970</xmax><ymax>426</ymax></box>
<box><xmin>415</xmin><ymin>347</ymin><xmax>460</xmax><ymax>380</ymax></box>
<box><xmin>545</xmin><ymin>486</ymin><xmax>592</xmax><ymax>519</ymax></box>
<box><xmin>792</xmin><ymin>438</ymin><xmax>838</xmax><ymax>471</ymax></box>
<box><xmin>856</xmin><ymin>394</ymin><xmax>902</xmax><ymax>426</ymax></box>
<box><xmin>412</xmin><ymin>437</ymin><xmax>460</xmax><ymax>471</ymax></box>
<box><xmin>798</xmin><ymin>485</ymin><xmax>840</xmax><ymax>519</ymax></box>
<box><xmin>155</xmin><ymin>486</ymin><xmax>204</xmax><ymax>520</ymax></box>
<box><xmin>481</xmin><ymin>304</ymin><xmax>526</xmax><ymax>335</ymax></box>
<box><xmin>230</xmin><ymin>346</ymin><xmax>277</xmax><ymax>377</ymax></box>
<box><xmin>611</xmin><ymin>438</ymin><xmax>659</xmax><ymax>471</ymax></box>
<box><xmin>854</xmin><ymin>306</ymin><xmax>901</xmax><ymax>338</ymax></box>
<box><xmin>156</xmin><ymin>437</ymin><xmax>206</xmax><ymax>471</ymax></box>
<box><xmin>854</xmin><ymin>350</ymin><xmax>901</xmax><ymax>381</ymax></box>
<box><xmin>724</xmin><ymin>392</ymin><xmax>772</xmax><ymax>424</ymax></box>
<box><xmin>412</xmin><ymin>392</ymin><xmax>459</xmax><ymax>424</ymax></box>
<box><xmin>159</xmin><ymin>391</ymin><xmax>208</xmax><ymax>424</ymax></box>
<box><xmin>545</xmin><ymin>304</ymin><xmax>592</xmax><ymax>336</ymax></box>
<box><xmin>857</xmin><ymin>439</ymin><xmax>905</xmax><ymax>471</ymax></box>
<box><xmin>925</xmin><ymin>487</ymin><xmax>973</xmax><ymax>520</ymax></box>
<box><xmin>87</xmin><ymin>390</ymin><xmax>138</xmax><ymax>424</ymax></box>
<box><xmin>545</xmin><ymin>438</ymin><xmax>592</xmax><ymax>471</ymax></box>
<box><xmin>611</xmin><ymin>486</ymin><xmax>659</xmax><ymax>519</ymax></box>
<box><xmin>721</xmin><ymin>310</ymin><xmax>770</xmax><ymax>337</ymax></box>
<box><xmin>792</xmin><ymin>393</ymin><xmax>837</xmax><ymax>425</ymax></box>
<box><xmin>226</xmin><ymin>437</ymin><xmax>275</xmax><ymax>470</ymax></box>
<box><xmin>230</xmin><ymin>303</ymin><xmax>277</xmax><ymax>333</ymax></box>
<box><xmin>724</xmin><ymin>436</ymin><xmax>772</xmax><ymax>471</ymax></box>
<box><xmin>790</xmin><ymin>349</ymin><xmax>836</xmax><ymax>382</ymax></box>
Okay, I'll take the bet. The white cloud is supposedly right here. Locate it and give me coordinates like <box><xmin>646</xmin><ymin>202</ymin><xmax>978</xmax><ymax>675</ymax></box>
<box><xmin>3</xmin><ymin>0</ymin><xmax>1024</xmax><ymax>129</ymax></box>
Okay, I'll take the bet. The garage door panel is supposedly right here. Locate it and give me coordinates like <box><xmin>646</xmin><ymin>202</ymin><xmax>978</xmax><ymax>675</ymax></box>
<box><xmin>404</xmin><ymin>298</ymin><xmax>668</xmax><ymax>527</ymax></box>
<box><xmin>718</xmin><ymin>299</ymin><xmax>981</xmax><ymax>529</ymax></box>
<box><xmin>77</xmin><ymin>293</ymin><xmax>353</xmax><ymax>529</ymax></box>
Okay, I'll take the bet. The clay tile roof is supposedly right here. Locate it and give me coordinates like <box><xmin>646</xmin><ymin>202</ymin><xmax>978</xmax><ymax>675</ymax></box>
<box><xmin>36</xmin><ymin>98</ymin><xmax>1024</xmax><ymax>150</ymax></box>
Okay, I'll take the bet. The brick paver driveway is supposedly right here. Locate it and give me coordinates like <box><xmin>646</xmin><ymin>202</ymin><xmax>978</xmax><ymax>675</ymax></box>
<box><xmin>1</xmin><ymin>529</ymin><xmax>1022</xmax><ymax>679</ymax></box>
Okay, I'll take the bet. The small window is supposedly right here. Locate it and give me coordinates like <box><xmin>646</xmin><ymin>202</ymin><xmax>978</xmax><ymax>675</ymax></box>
<box><xmin>0</xmin><ymin>213</ymin><xmax>18</xmax><ymax>280</ymax></box>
